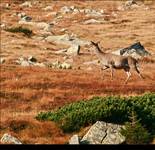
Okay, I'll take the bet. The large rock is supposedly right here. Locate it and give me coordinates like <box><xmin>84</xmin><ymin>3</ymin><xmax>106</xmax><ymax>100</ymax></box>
<box><xmin>1</xmin><ymin>133</ymin><xmax>22</xmax><ymax>144</ymax></box>
<box><xmin>69</xmin><ymin>135</ymin><xmax>80</xmax><ymax>144</ymax></box>
<box><xmin>67</xmin><ymin>44</ymin><xmax>80</xmax><ymax>55</ymax></box>
<box><xmin>113</xmin><ymin>42</ymin><xmax>150</xmax><ymax>59</ymax></box>
<box><xmin>45</xmin><ymin>34</ymin><xmax>90</xmax><ymax>46</ymax></box>
<box><xmin>81</xmin><ymin>121</ymin><xmax>125</xmax><ymax>144</ymax></box>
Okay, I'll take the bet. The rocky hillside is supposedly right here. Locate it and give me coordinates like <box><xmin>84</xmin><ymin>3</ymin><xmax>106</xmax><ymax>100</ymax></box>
<box><xmin>0</xmin><ymin>0</ymin><xmax>155</xmax><ymax>144</ymax></box>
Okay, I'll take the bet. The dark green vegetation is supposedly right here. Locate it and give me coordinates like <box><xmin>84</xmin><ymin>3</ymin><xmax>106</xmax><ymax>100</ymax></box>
<box><xmin>121</xmin><ymin>111</ymin><xmax>152</xmax><ymax>144</ymax></box>
<box><xmin>36</xmin><ymin>93</ymin><xmax>155</xmax><ymax>138</ymax></box>
<box><xmin>5</xmin><ymin>26</ymin><xmax>33</xmax><ymax>37</ymax></box>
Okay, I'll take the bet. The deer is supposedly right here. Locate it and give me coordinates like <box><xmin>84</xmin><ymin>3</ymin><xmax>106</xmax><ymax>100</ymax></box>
<box><xmin>90</xmin><ymin>41</ymin><xmax>144</xmax><ymax>84</ymax></box>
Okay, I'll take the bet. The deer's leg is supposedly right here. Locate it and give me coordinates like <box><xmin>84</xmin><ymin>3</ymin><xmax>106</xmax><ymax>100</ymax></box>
<box><xmin>134</xmin><ymin>66</ymin><xmax>144</xmax><ymax>79</ymax></box>
<box><xmin>100</xmin><ymin>66</ymin><xmax>109</xmax><ymax>80</ymax></box>
<box><xmin>124</xmin><ymin>68</ymin><xmax>131</xmax><ymax>84</ymax></box>
<box><xmin>110</xmin><ymin>66</ymin><xmax>114</xmax><ymax>80</ymax></box>
<box><xmin>102</xmin><ymin>66</ymin><xmax>109</xmax><ymax>70</ymax></box>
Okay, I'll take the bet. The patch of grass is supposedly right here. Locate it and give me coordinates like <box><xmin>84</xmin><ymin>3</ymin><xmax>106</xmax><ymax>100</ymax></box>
<box><xmin>5</xmin><ymin>26</ymin><xmax>33</xmax><ymax>37</ymax></box>
<box><xmin>36</xmin><ymin>93</ymin><xmax>155</xmax><ymax>134</ymax></box>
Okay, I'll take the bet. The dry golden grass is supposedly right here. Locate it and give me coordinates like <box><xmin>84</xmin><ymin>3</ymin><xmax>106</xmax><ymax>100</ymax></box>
<box><xmin>1</xmin><ymin>0</ymin><xmax>155</xmax><ymax>144</ymax></box>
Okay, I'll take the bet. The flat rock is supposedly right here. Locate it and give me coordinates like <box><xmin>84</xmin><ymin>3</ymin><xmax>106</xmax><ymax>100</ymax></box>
<box><xmin>83</xmin><ymin>19</ymin><xmax>104</xmax><ymax>25</ymax></box>
<box><xmin>1</xmin><ymin>133</ymin><xmax>22</xmax><ymax>144</ymax></box>
<box><xmin>81</xmin><ymin>121</ymin><xmax>125</xmax><ymax>144</ymax></box>
<box><xmin>45</xmin><ymin>34</ymin><xmax>90</xmax><ymax>46</ymax></box>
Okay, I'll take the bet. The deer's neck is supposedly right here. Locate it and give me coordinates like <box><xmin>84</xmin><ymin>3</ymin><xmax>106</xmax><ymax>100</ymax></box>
<box><xmin>95</xmin><ymin>46</ymin><xmax>105</xmax><ymax>55</ymax></box>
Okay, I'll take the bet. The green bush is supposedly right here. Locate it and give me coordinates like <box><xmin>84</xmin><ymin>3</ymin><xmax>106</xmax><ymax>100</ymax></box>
<box><xmin>5</xmin><ymin>26</ymin><xmax>33</xmax><ymax>37</ymax></box>
<box><xmin>36</xmin><ymin>93</ymin><xmax>155</xmax><ymax>133</ymax></box>
<box><xmin>120</xmin><ymin>111</ymin><xmax>151</xmax><ymax>144</ymax></box>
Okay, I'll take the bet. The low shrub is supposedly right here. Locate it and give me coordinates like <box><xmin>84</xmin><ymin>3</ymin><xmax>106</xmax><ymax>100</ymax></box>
<box><xmin>36</xmin><ymin>93</ymin><xmax>155</xmax><ymax>134</ymax></box>
<box><xmin>5</xmin><ymin>26</ymin><xmax>33</xmax><ymax>37</ymax></box>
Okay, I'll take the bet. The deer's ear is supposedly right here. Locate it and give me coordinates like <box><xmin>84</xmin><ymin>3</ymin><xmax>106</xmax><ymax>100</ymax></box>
<box><xmin>96</xmin><ymin>41</ymin><xmax>100</xmax><ymax>45</ymax></box>
<box><xmin>91</xmin><ymin>41</ymin><xmax>95</xmax><ymax>45</ymax></box>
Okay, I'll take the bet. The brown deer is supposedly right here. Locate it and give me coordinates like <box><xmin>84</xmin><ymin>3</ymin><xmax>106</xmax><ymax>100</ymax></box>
<box><xmin>91</xmin><ymin>41</ymin><xmax>144</xmax><ymax>83</ymax></box>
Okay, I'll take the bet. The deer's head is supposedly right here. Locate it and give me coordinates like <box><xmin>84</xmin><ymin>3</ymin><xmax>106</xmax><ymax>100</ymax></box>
<box><xmin>91</xmin><ymin>41</ymin><xmax>103</xmax><ymax>53</ymax></box>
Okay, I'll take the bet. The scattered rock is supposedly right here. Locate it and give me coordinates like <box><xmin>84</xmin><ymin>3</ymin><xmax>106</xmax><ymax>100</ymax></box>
<box><xmin>83</xmin><ymin>19</ymin><xmax>104</xmax><ymax>25</ymax></box>
<box><xmin>61</xmin><ymin>62</ymin><xmax>72</xmax><ymax>69</ymax></box>
<box><xmin>35</xmin><ymin>22</ymin><xmax>54</xmax><ymax>32</ymax></box>
<box><xmin>42</xmin><ymin>6</ymin><xmax>53</xmax><ymax>11</ymax></box>
<box><xmin>113</xmin><ymin>42</ymin><xmax>150</xmax><ymax>59</ymax></box>
<box><xmin>86</xmin><ymin>67</ymin><xmax>93</xmax><ymax>71</ymax></box>
<box><xmin>0</xmin><ymin>23</ymin><xmax>6</xmax><ymax>29</ymax></box>
<box><xmin>17</xmin><ymin>12</ymin><xmax>26</xmax><ymax>18</ymax></box>
<box><xmin>81</xmin><ymin>121</ymin><xmax>125</xmax><ymax>144</ymax></box>
<box><xmin>69</xmin><ymin>135</ymin><xmax>80</xmax><ymax>144</ymax></box>
<box><xmin>111</xmin><ymin>11</ymin><xmax>118</xmax><ymax>17</ymax></box>
<box><xmin>33</xmin><ymin>62</ymin><xmax>46</xmax><ymax>67</ymax></box>
<box><xmin>73</xmin><ymin>8</ymin><xmax>80</xmax><ymax>14</ymax></box>
<box><xmin>1</xmin><ymin>133</ymin><xmax>22</xmax><ymax>144</ymax></box>
<box><xmin>60</xmin><ymin>6</ymin><xmax>74</xmax><ymax>14</ymax></box>
<box><xmin>0</xmin><ymin>58</ymin><xmax>5</xmax><ymax>64</ymax></box>
<box><xmin>46</xmin><ymin>12</ymin><xmax>58</xmax><ymax>17</ymax></box>
<box><xmin>118</xmin><ymin>0</ymin><xmax>140</xmax><ymax>11</ymax></box>
<box><xmin>18</xmin><ymin>21</ymin><xmax>54</xmax><ymax>32</ymax></box>
<box><xmin>55</xmin><ymin>49</ymin><xmax>67</xmax><ymax>54</ymax></box>
<box><xmin>45</xmin><ymin>34</ymin><xmax>90</xmax><ymax>46</ymax></box>
<box><xmin>16</xmin><ymin>57</ymin><xmax>45</xmax><ymax>67</ymax></box>
<box><xmin>85</xmin><ymin>9</ymin><xmax>103</xmax><ymax>17</ymax></box>
<box><xmin>125</xmin><ymin>0</ymin><xmax>137</xmax><ymax>7</ymax></box>
<box><xmin>60</xmin><ymin>28</ymin><xmax>68</xmax><ymax>32</ymax></box>
<box><xmin>67</xmin><ymin>44</ymin><xmax>80</xmax><ymax>55</ymax></box>
<box><xmin>5</xmin><ymin>3</ymin><xmax>11</xmax><ymax>9</ymax></box>
<box><xmin>20</xmin><ymin>60</ymin><xmax>30</xmax><ymax>66</ymax></box>
<box><xmin>20</xmin><ymin>15</ymin><xmax>32</xmax><ymax>22</ymax></box>
<box><xmin>28</xmin><ymin>56</ymin><xmax>37</xmax><ymax>63</ymax></box>
<box><xmin>47</xmin><ymin>60</ymin><xmax>72</xmax><ymax>69</ymax></box>
<box><xmin>20</xmin><ymin>1</ymin><xmax>32</xmax><ymax>8</ymax></box>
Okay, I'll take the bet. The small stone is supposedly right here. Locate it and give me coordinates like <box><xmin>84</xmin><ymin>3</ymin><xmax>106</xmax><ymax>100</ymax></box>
<box><xmin>60</xmin><ymin>6</ymin><xmax>72</xmax><ymax>14</ymax></box>
<box><xmin>34</xmin><ymin>63</ymin><xmax>46</xmax><ymax>67</ymax></box>
<box><xmin>1</xmin><ymin>133</ymin><xmax>22</xmax><ymax>144</ymax></box>
<box><xmin>61</xmin><ymin>62</ymin><xmax>72</xmax><ymax>69</ymax></box>
<box><xmin>28</xmin><ymin>56</ymin><xmax>37</xmax><ymax>63</ymax></box>
<box><xmin>43</xmin><ymin>6</ymin><xmax>53</xmax><ymax>11</ymax></box>
<box><xmin>21</xmin><ymin>60</ymin><xmax>30</xmax><ymax>66</ymax></box>
<box><xmin>0</xmin><ymin>58</ymin><xmax>5</xmax><ymax>64</ymax></box>
<box><xmin>69</xmin><ymin>135</ymin><xmax>80</xmax><ymax>144</ymax></box>
<box><xmin>21</xmin><ymin>16</ymin><xmax>32</xmax><ymax>22</ymax></box>
<box><xmin>20</xmin><ymin>1</ymin><xmax>32</xmax><ymax>8</ymax></box>
<box><xmin>83</xmin><ymin>19</ymin><xmax>104</xmax><ymax>25</ymax></box>
<box><xmin>67</xmin><ymin>44</ymin><xmax>80</xmax><ymax>55</ymax></box>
